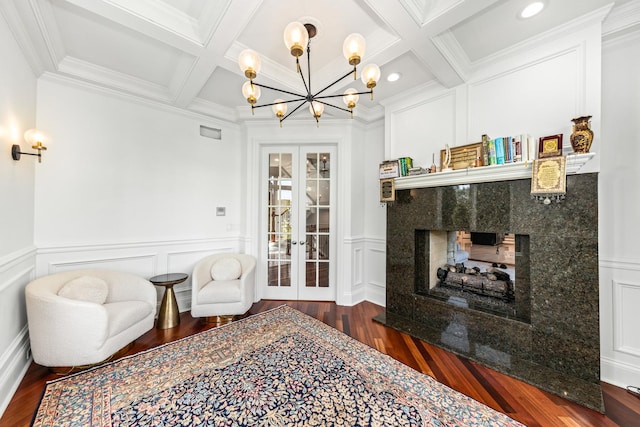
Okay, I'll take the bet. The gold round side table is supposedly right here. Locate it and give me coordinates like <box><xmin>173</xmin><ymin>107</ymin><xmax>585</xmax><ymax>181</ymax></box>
<box><xmin>150</xmin><ymin>273</ymin><xmax>188</xmax><ymax>329</ymax></box>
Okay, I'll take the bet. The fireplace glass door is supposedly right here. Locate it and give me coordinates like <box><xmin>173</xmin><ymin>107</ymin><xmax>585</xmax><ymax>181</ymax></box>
<box><xmin>261</xmin><ymin>146</ymin><xmax>335</xmax><ymax>301</ymax></box>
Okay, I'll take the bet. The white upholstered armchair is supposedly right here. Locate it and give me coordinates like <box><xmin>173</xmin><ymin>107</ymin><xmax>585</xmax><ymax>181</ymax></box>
<box><xmin>191</xmin><ymin>253</ymin><xmax>256</xmax><ymax>320</ymax></box>
<box><xmin>25</xmin><ymin>269</ymin><xmax>156</xmax><ymax>368</ymax></box>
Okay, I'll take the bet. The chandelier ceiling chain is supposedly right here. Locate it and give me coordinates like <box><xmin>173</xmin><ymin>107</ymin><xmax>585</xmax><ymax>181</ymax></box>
<box><xmin>238</xmin><ymin>22</ymin><xmax>380</xmax><ymax>127</ymax></box>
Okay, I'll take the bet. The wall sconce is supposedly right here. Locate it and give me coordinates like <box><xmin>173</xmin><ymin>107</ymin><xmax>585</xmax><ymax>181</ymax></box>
<box><xmin>12</xmin><ymin>129</ymin><xmax>47</xmax><ymax>163</ymax></box>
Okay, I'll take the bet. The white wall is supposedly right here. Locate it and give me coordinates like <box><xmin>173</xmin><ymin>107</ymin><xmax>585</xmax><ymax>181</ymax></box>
<box><xmin>380</xmin><ymin>7</ymin><xmax>640</xmax><ymax>388</ymax></box>
<box><xmin>33</xmin><ymin>76</ymin><xmax>246</xmax><ymax>311</ymax></box>
<box><xmin>363</xmin><ymin>120</ymin><xmax>386</xmax><ymax>306</ymax></box>
<box><xmin>0</xmin><ymin>11</ymin><xmax>37</xmax><ymax>418</ymax></box>
<box><xmin>599</xmin><ymin>28</ymin><xmax>640</xmax><ymax>390</ymax></box>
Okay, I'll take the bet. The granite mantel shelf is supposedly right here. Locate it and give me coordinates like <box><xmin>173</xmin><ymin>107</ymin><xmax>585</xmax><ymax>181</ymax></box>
<box><xmin>394</xmin><ymin>152</ymin><xmax>595</xmax><ymax>190</ymax></box>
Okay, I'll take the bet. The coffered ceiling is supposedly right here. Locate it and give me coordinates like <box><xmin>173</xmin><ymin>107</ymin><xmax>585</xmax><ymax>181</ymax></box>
<box><xmin>1</xmin><ymin>0</ymin><xmax>631</xmax><ymax>123</ymax></box>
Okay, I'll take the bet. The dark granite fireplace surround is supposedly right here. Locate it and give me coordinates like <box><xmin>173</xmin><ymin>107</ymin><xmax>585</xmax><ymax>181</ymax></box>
<box><xmin>380</xmin><ymin>174</ymin><xmax>602</xmax><ymax>411</ymax></box>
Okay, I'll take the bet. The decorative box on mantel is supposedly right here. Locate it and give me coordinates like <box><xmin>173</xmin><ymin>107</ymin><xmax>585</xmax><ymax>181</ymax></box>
<box><xmin>394</xmin><ymin>152</ymin><xmax>595</xmax><ymax>190</ymax></box>
<box><xmin>379</xmin><ymin>151</ymin><xmax>602</xmax><ymax>412</ymax></box>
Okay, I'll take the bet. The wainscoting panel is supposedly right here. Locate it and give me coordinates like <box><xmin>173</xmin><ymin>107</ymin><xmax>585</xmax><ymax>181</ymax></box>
<box><xmin>612</xmin><ymin>280</ymin><xmax>640</xmax><ymax>357</ymax></box>
<box><xmin>0</xmin><ymin>247</ymin><xmax>36</xmax><ymax>418</ymax></box>
<box><xmin>365</xmin><ymin>238</ymin><xmax>386</xmax><ymax>307</ymax></box>
<box><xmin>600</xmin><ymin>258</ymin><xmax>640</xmax><ymax>390</ymax></box>
<box><xmin>35</xmin><ymin>238</ymin><xmax>242</xmax><ymax>313</ymax></box>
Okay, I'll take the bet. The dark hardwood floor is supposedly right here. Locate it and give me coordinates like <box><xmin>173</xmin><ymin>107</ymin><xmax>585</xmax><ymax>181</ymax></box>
<box><xmin>2</xmin><ymin>300</ymin><xmax>639</xmax><ymax>426</ymax></box>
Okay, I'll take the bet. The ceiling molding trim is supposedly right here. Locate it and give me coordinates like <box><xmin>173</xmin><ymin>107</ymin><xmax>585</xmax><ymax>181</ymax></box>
<box><xmin>62</xmin><ymin>0</ymin><xmax>204</xmax><ymax>54</ymax></box>
<box><xmin>187</xmin><ymin>98</ymin><xmax>238</xmax><ymax>123</ymax></box>
<box><xmin>380</xmin><ymin>80</ymin><xmax>445</xmax><ymax>109</ymax></box>
<box><xmin>197</xmin><ymin>0</ymin><xmax>234</xmax><ymax>45</ymax></box>
<box><xmin>39</xmin><ymin>71</ymin><xmax>241</xmax><ymax>129</ymax></box>
<box><xmin>30</xmin><ymin>0</ymin><xmax>66</xmax><ymax>69</ymax></box>
<box><xmin>100</xmin><ymin>0</ymin><xmax>202</xmax><ymax>43</ymax></box>
<box><xmin>57</xmin><ymin>56</ymin><xmax>173</xmax><ymax>103</ymax></box>
<box><xmin>472</xmin><ymin>3</ymin><xmax>615</xmax><ymax>70</ymax></box>
<box><xmin>431</xmin><ymin>30</ymin><xmax>471</xmax><ymax>82</ymax></box>
<box><xmin>225</xmin><ymin>41</ymin><xmax>302</xmax><ymax>94</ymax></box>
<box><xmin>603</xmin><ymin>0</ymin><xmax>640</xmax><ymax>39</ymax></box>
<box><xmin>0</xmin><ymin>1</ymin><xmax>45</xmax><ymax>76</ymax></box>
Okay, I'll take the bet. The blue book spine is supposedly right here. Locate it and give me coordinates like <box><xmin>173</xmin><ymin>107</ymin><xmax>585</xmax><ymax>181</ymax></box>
<box><xmin>495</xmin><ymin>137</ymin><xmax>505</xmax><ymax>165</ymax></box>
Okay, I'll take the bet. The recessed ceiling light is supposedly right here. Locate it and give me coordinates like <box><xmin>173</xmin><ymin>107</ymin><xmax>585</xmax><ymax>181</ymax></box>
<box><xmin>387</xmin><ymin>72</ymin><xmax>401</xmax><ymax>82</ymax></box>
<box><xmin>520</xmin><ymin>1</ymin><xmax>545</xmax><ymax>19</ymax></box>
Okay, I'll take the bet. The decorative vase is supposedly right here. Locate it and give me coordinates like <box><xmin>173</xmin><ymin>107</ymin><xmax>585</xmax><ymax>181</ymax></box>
<box><xmin>570</xmin><ymin>115</ymin><xmax>594</xmax><ymax>153</ymax></box>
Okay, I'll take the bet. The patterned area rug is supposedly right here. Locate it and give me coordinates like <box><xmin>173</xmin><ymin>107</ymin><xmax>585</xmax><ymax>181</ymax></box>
<box><xmin>32</xmin><ymin>306</ymin><xmax>524</xmax><ymax>426</ymax></box>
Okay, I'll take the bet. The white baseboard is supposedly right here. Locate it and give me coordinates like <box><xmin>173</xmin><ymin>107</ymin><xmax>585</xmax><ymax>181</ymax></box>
<box><xmin>601</xmin><ymin>356</ymin><xmax>640</xmax><ymax>390</ymax></box>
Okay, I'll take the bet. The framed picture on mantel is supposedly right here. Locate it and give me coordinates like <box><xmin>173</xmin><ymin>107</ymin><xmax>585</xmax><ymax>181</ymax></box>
<box><xmin>538</xmin><ymin>134</ymin><xmax>563</xmax><ymax>158</ymax></box>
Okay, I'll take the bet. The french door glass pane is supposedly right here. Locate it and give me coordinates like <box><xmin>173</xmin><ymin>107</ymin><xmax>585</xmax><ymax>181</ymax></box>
<box><xmin>267</xmin><ymin>153</ymin><xmax>293</xmax><ymax>288</ymax></box>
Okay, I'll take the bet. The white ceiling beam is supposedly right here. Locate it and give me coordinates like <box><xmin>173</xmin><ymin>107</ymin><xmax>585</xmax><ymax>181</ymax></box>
<box><xmin>172</xmin><ymin>1</ymin><xmax>263</xmax><ymax>108</ymax></box>
<box><xmin>363</xmin><ymin>0</ymin><xmax>501</xmax><ymax>87</ymax></box>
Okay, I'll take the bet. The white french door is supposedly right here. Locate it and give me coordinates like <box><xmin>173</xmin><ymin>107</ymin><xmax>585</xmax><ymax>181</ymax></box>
<box><xmin>261</xmin><ymin>145</ymin><xmax>336</xmax><ymax>301</ymax></box>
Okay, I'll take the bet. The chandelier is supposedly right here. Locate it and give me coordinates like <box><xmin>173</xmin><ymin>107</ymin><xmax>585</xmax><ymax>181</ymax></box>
<box><xmin>238</xmin><ymin>21</ymin><xmax>381</xmax><ymax>126</ymax></box>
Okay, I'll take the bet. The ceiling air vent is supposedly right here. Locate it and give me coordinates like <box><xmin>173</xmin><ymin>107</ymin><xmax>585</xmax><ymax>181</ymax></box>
<box><xmin>200</xmin><ymin>125</ymin><xmax>222</xmax><ymax>140</ymax></box>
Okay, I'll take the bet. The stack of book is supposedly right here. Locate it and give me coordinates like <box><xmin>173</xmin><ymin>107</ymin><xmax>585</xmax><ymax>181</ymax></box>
<box><xmin>482</xmin><ymin>134</ymin><xmax>535</xmax><ymax>166</ymax></box>
<box><xmin>397</xmin><ymin>157</ymin><xmax>413</xmax><ymax>176</ymax></box>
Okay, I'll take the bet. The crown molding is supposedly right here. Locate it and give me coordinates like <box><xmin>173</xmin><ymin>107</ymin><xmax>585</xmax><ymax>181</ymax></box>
<box><xmin>603</xmin><ymin>0</ymin><xmax>640</xmax><ymax>40</ymax></box>
<box><xmin>40</xmin><ymin>72</ymin><xmax>239</xmax><ymax>129</ymax></box>
<box><xmin>187</xmin><ymin>97</ymin><xmax>238</xmax><ymax>123</ymax></box>
<box><xmin>57</xmin><ymin>56</ymin><xmax>173</xmax><ymax>103</ymax></box>
<box><xmin>431</xmin><ymin>30</ymin><xmax>471</xmax><ymax>82</ymax></box>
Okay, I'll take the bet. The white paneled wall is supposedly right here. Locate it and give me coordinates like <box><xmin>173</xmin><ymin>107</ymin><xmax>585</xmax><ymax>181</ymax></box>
<box><xmin>36</xmin><ymin>238</ymin><xmax>242</xmax><ymax>312</ymax></box>
<box><xmin>0</xmin><ymin>249</ymin><xmax>35</xmax><ymax>417</ymax></box>
<box><xmin>599</xmin><ymin>27</ymin><xmax>640</xmax><ymax>390</ymax></box>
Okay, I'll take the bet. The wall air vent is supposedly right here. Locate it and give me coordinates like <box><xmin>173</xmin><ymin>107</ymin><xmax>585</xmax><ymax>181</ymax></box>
<box><xmin>200</xmin><ymin>125</ymin><xmax>222</xmax><ymax>140</ymax></box>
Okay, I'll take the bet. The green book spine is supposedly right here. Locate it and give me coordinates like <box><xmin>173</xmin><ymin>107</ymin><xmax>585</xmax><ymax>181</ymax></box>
<box><xmin>488</xmin><ymin>139</ymin><xmax>497</xmax><ymax>165</ymax></box>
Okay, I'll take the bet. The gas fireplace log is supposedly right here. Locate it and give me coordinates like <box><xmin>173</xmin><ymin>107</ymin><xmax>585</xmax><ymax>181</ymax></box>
<box><xmin>438</xmin><ymin>269</ymin><xmax>514</xmax><ymax>301</ymax></box>
<box><xmin>486</xmin><ymin>267</ymin><xmax>510</xmax><ymax>281</ymax></box>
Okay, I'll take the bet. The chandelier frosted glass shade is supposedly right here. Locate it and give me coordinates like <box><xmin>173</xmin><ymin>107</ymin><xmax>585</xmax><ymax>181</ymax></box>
<box><xmin>361</xmin><ymin>64</ymin><xmax>381</xmax><ymax>89</ymax></box>
<box><xmin>283</xmin><ymin>21</ymin><xmax>309</xmax><ymax>57</ymax></box>
<box><xmin>241</xmin><ymin>81</ymin><xmax>261</xmax><ymax>105</ymax></box>
<box><xmin>238</xmin><ymin>21</ymin><xmax>380</xmax><ymax>125</ymax></box>
<box><xmin>342</xmin><ymin>33</ymin><xmax>366</xmax><ymax>66</ymax></box>
<box><xmin>343</xmin><ymin>88</ymin><xmax>359</xmax><ymax>109</ymax></box>
<box><xmin>238</xmin><ymin>49</ymin><xmax>262</xmax><ymax>79</ymax></box>
<box><xmin>309</xmin><ymin>101</ymin><xmax>324</xmax><ymax>118</ymax></box>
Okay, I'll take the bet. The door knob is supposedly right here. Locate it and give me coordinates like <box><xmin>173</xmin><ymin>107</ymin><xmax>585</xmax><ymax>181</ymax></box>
<box><xmin>291</xmin><ymin>241</ymin><xmax>297</xmax><ymax>245</ymax></box>
<box><xmin>299</xmin><ymin>241</ymin><xmax>305</xmax><ymax>245</ymax></box>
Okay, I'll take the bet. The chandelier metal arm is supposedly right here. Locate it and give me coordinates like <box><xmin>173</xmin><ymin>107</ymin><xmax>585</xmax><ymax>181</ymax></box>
<box><xmin>313</xmin><ymin>89</ymin><xmax>372</xmax><ymax>101</ymax></box>
<box><xmin>251</xmin><ymin>97</ymin><xmax>307</xmax><ymax>110</ymax></box>
<box><xmin>251</xmin><ymin>82</ymin><xmax>306</xmax><ymax>100</ymax></box>
<box><xmin>313</xmin><ymin>67</ymin><xmax>356</xmax><ymax>99</ymax></box>
<box><xmin>315</xmin><ymin>100</ymin><xmax>352</xmax><ymax>114</ymax></box>
<box><xmin>280</xmin><ymin>100</ymin><xmax>308</xmax><ymax>122</ymax></box>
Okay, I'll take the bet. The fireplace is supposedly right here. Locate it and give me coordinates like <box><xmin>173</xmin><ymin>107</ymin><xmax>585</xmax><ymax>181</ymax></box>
<box><xmin>415</xmin><ymin>230</ymin><xmax>531</xmax><ymax>323</ymax></box>
<box><xmin>379</xmin><ymin>175</ymin><xmax>602</xmax><ymax>411</ymax></box>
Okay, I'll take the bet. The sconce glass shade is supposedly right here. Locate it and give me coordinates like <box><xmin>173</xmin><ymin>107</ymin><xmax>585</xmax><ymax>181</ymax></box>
<box><xmin>361</xmin><ymin>63</ymin><xmax>381</xmax><ymax>88</ymax></box>
<box><xmin>238</xmin><ymin>49</ymin><xmax>262</xmax><ymax>79</ymax></box>
<box><xmin>283</xmin><ymin>21</ymin><xmax>309</xmax><ymax>57</ymax></box>
<box><xmin>272</xmin><ymin>99</ymin><xmax>287</xmax><ymax>117</ymax></box>
<box><xmin>24</xmin><ymin>128</ymin><xmax>46</xmax><ymax>149</ymax></box>
<box><xmin>241</xmin><ymin>81</ymin><xmax>261</xmax><ymax>104</ymax></box>
<box><xmin>342</xmin><ymin>33</ymin><xmax>366</xmax><ymax>66</ymax></box>
<box><xmin>342</xmin><ymin>88</ymin><xmax>359</xmax><ymax>109</ymax></box>
<box><xmin>309</xmin><ymin>101</ymin><xmax>324</xmax><ymax>118</ymax></box>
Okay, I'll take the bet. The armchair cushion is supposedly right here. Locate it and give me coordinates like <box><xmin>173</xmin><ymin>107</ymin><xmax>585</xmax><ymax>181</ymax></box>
<box><xmin>58</xmin><ymin>276</ymin><xmax>108</xmax><ymax>304</ymax></box>
<box><xmin>199</xmin><ymin>280</ymin><xmax>242</xmax><ymax>304</ymax></box>
<box><xmin>210</xmin><ymin>258</ymin><xmax>242</xmax><ymax>281</ymax></box>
